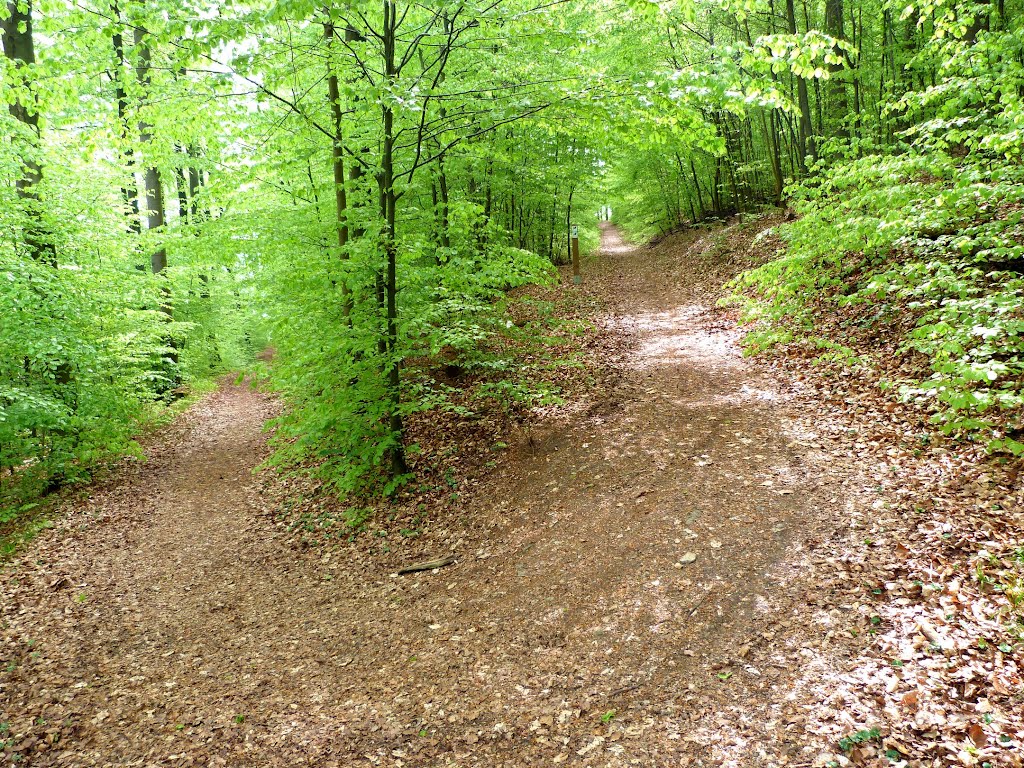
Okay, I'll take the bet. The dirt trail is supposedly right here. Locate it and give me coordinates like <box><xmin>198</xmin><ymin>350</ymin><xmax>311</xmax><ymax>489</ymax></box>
<box><xmin>1</xmin><ymin>223</ymin><xmax>838</xmax><ymax>766</ymax></box>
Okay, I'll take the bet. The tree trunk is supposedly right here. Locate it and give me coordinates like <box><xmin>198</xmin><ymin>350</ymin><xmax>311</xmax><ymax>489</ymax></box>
<box><xmin>852</xmin><ymin>4</ymin><xmax>863</xmax><ymax>141</ymax></box>
<box><xmin>2</xmin><ymin>0</ymin><xmax>55</xmax><ymax>264</ymax></box>
<box><xmin>437</xmin><ymin>160</ymin><xmax>450</xmax><ymax>249</ymax></box>
<box><xmin>110</xmin><ymin>0</ymin><xmax>140</xmax><ymax>232</ymax></box>
<box><xmin>565</xmin><ymin>185</ymin><xmax>575</xmax><ymax>264</ymax></box>
<box><xmin>435</xmin><ymin>13</ymin><xmax>451</xmax><ymax>250</ymax></box>
<box><xmin>133</xmin><ymin>22</ymin><xmax>176</xmax><ymax>386</ymax></box>
<box><xmin>379</xmin><ymin>0</ymin><xmax>408</xmax><ymax>479</ymax></box>
<box><xmin>133</xmin><ymin>26</ymin><xmax>167</xmax><ymax>278</ymax></box>
<box><xmin>187</xmin><ymin>145</ymin><xmax>202</xmax><ymax>222</ymax></box>
<box><xmin>786</xmin><ymin>0</ymin><xmax>815</xmax><ymax>168</ymax></box>
<box><xmin>966</xmin><ymin>0</ymin><xmax>990</xmax><ymax>42</ymax></box>
<box><xmin>176</xmin><ymin>152</ymin><xmax>189</xmax><ymax>221</ymax></box>
<box><xmin>478</xmin><ymin>154</ymin><xmax>493</xmax><ymax>252</ymax></box>
<box><xmin>690</xmin><ymin>157</ymin><xmax>705</xmax><ymax>215</ymax></box>
<box><xmin>325</xmin><ymin>19</ymin><xmax>353</xmax><ymax>313</ymax></box>
<box><xmin>825</xmin><ymin>0</ymin><xmax>849</xmax><ymax>139</ymax></box>
<box><xmin>762</xmin><ymin>110</ymin><xmax>784</xmax><ymax>202</ymax></box>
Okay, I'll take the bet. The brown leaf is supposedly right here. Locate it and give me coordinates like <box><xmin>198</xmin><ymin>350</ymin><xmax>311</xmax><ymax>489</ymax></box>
<box><xmin>849</xmin><ymin>745</ymin><xmax>868</xmax><ymax>764</ymax></box>
<box><xmin>884</xmin><ymin>737</ymin><xmax>912</xmax><ymax>756</ymax></box>
<box><xmin>48</xmin><ymin>575</ymin><xmax>70</xmax><ymax>591</ymax></box>
<box><xmin>968</xmin><ymin>723</ymin><xmax>986</xmax><ymax>748</ymax></box>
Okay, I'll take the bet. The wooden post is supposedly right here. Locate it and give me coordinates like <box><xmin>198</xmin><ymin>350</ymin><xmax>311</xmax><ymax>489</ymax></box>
<box><xmin>571</xmin><ymin>225</ymin><xmax>581</xmax><ymax>285</ymax></box>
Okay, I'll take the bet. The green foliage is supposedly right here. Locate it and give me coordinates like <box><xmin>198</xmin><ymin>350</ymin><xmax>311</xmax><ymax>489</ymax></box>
<box><xmin>602</xmin><ymin>0</ymin><xmax>862</xmax><ymax>234</ymax></box>
<box><xmin>0</xmin><ymin>103</ymin><xmax>255</xmax><ymax>516</ymax></box>
<box><xmin>731</xmin><ymin>148</ymin><xmax>1024</xmax><ymax>452</ymax></box>
<box><xmin>837</xmin><ymin>727</ymin><xmax>882</xmax><ymax>753</ymax></box>
<box><xmin>728</xmin><ymin>3</ymin><xmax>1024</xmax><ymax>455</ymax></box>
<box><xmin>260</xmin><ymin>225</ymin><xmax>559</xmax><ymax>494</ymax></box>
<box><xmin>193</xmin><ymin>0</ymin><xmax>609</xmax><ymax>495</ymax></box>
<box><xmin>0</xmin><ymin>219</ymin><xmax>257</xmax><ymax>510</ymax></box>
<box><xmin>1</xmin><ymin>247</ymin><xmax>150</xmax><ymax>501</ymax></box>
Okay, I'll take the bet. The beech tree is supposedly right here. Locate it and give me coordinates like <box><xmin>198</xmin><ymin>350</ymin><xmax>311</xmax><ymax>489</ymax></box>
<box><xmin>2</xmin><ymin>0</ymin><xmax>53</xmax><ymax>264</ymax></box>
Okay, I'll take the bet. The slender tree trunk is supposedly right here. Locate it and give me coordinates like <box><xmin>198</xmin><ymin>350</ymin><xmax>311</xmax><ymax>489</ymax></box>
<box><xmin>760</xmin><ymin>110</ymin><xmax>784</xmax><ymax>202</ymax></box>
<box><xmin>430</xmin><ymin>179</ymin><xmax>442</xmax><ymax>249</ymax></box>
<box><xmin>711</xmin><ymin>159</ymin><xmax>722</xmax><ymax>213</ymax></box>
<box><xmin>690</xmin><ymin>157</ymin><xmax>705</xmax><ymax>215</ymax></box>
<box><xmin>879</xmin><ymin>9</ymin><xmax>890</xmax><ymax>143</ymax></box>
<box><xmin>825</xmin><ymin>0</ymin><xmax>849</xmax><ymax>139</ymax></box>
<box><xmin>786</xmin><ymin>0</ymin><xmax>815</xmax><ymax>168</ymax></box>
<box><xmin>763</xmin><ymin>0</ymin><xmax>790</xmax><ymax>189</ymax></box>
<box><xmin>437</xmin><ymin>162</ymin><xmax>450</xmax><ymax>248</ymax></box>
<box><xmin>478</xmin><ymin>154</ymin><xmax>493</xmax><ymax>251</ymax></box>
<box><xmin>325</xmin><ymin>19</ymin><xmax>353</xmax><ymax>313</ymax></box>
<box><xmin>132</xmin><ymin>21</ymin><xmax>177</xmax><ymax>386</ymax></box>
<box><xmin>2</xmin><ymin>0</ymin><xmax>54</xmax><ymax>264</ymax></box>
<box><xmin>133</xmin><ymin>26</ymin><xmax>167</xmax><ymax>278</ymax></box>
<box><xmin>346</xmin><ymin>26</ymin><xmax>367</xmax><ymax>242</ymax></box>
<box><xmin>435</xmin><ymin>14</ymin><xmax>451</xmax><ymax>250</ymax></box>
<box><xmin>565</xmin><ymin>185</ymin><xmax>575</xmax><ymax>264</ymax></box>
<box><xmin>548</xmin><ymin>198</ymin><xmax>557</xmax><ymax>260</ymax></box>
<box><xmin>110</xmin><ymin>0</ymin><xmax>140</xmax><ymax>232</ymax></box>
<box><xmin>548</xmin><ymin>145</ymin><xmax>558</xmax><ymax>259</ymax></box>
<box><xmin>509</xmin><ymin>189</ymin><xmax>516</xmax><ymax>242</ymax></box>
<box><xmin>852</xmin><ymin>3</ymin><xmax>863</xmax><ymax>142</ymax></box>
<box><xmin>176</xmin><ymin>152</ymin><xmax>189</xmax><ymax>220</ymax></box>
<box><xmin>187</xmin><ymin>144</ymin><xmax>201</xmax><ymax>222</ymax></box>
<box><xmin>379</xmin><ymin>0</ymin><xmax>408</xmax><ymax>478</ymax></box>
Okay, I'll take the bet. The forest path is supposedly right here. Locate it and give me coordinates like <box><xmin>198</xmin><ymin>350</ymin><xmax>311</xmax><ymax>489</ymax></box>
<box><xmin>2</xmin><ymin>221</ymin><xmax>838</xmax><ymax>766</ymax></box>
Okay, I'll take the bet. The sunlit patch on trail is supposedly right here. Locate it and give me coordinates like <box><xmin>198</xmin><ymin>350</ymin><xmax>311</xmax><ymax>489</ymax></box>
<box><xmin>643</xmin><ymin>578</ymin><xmax>674</xmax><ymax>634</ymax></box>
<box><xmin>736</xmin><ymin>383</ymin><xmax>784</xmax><ymax>402</ymax></box>
<box><xmin>604</xmin><ymin>304</ymin><xmax>744</xmax><ymax>369</ymax></box>
<box><xmin>599</xmin><ymin>230</ymin><xmax>635</xmax><ymax>255</ymax></box>
<box><xmin>597</xmin><ymin>220</ymin><xmax>635</xmax><ymax>256</ymax></box>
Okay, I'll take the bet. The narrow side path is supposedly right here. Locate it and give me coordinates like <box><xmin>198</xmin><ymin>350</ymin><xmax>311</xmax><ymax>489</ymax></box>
<box><xmin>1</xmin><ymin>221</ymin><xmax>839</xmax><ymax>767</ymax></box>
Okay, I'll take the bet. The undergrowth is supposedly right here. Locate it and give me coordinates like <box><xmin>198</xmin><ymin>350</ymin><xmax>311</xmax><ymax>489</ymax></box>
<box><xmin>262</xmin><ymin>242</ymin><xmax>583</xmax><ymax>498</ymax></box>
<box><xmin>725</xmin><ymin>5</ymin><xmax>1024</xmax><ymax>458</ymax></box>
<box><xmin>0</xmin><ymin>376</ymin><xmax>221</xmax><ymax>559</ymax></box>
<box><xmin>725</xmin><ymin>153</ymin><xmax>1024</xmax><ymax>456</ymax></box>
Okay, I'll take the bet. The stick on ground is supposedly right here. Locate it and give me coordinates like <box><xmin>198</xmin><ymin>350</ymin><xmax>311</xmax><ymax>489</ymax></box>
<box><xmin>397</xmin><ymin>554</ymin><xmax>457</xmax><ymax>575</ymax></box>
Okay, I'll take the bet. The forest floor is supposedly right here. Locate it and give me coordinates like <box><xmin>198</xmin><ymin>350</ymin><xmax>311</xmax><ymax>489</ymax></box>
<box><xmin>2</xmin><ymin>222</ymin><xmax>1022</xmax><ymax>767</ymax></box>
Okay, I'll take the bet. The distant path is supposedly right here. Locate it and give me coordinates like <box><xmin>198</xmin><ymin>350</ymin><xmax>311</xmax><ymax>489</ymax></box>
<box><xmin>1</xmin><ymin>220</ymin><xmax>838</xmax><ymax>766</ymax></box>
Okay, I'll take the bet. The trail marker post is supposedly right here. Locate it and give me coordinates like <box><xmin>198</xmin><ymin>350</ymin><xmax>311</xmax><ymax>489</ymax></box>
<box><xmin>570</xmin><ymin>225</ymin><xmax>581</xmax><ymax>285</ymax></box>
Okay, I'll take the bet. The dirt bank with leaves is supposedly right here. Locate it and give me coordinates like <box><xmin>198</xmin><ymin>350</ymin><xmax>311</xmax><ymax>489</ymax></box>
<box><xmin>2</xmin><ymin>219</ymin><xmax>1020</xmax><ymax>767</ymax></box>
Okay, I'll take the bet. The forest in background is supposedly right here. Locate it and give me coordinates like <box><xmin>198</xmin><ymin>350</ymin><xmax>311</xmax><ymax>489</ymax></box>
<box><xmin>1</xmin><ymin>0</ymin><xmax>1020</xmax><ymax>515</ymax></box>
